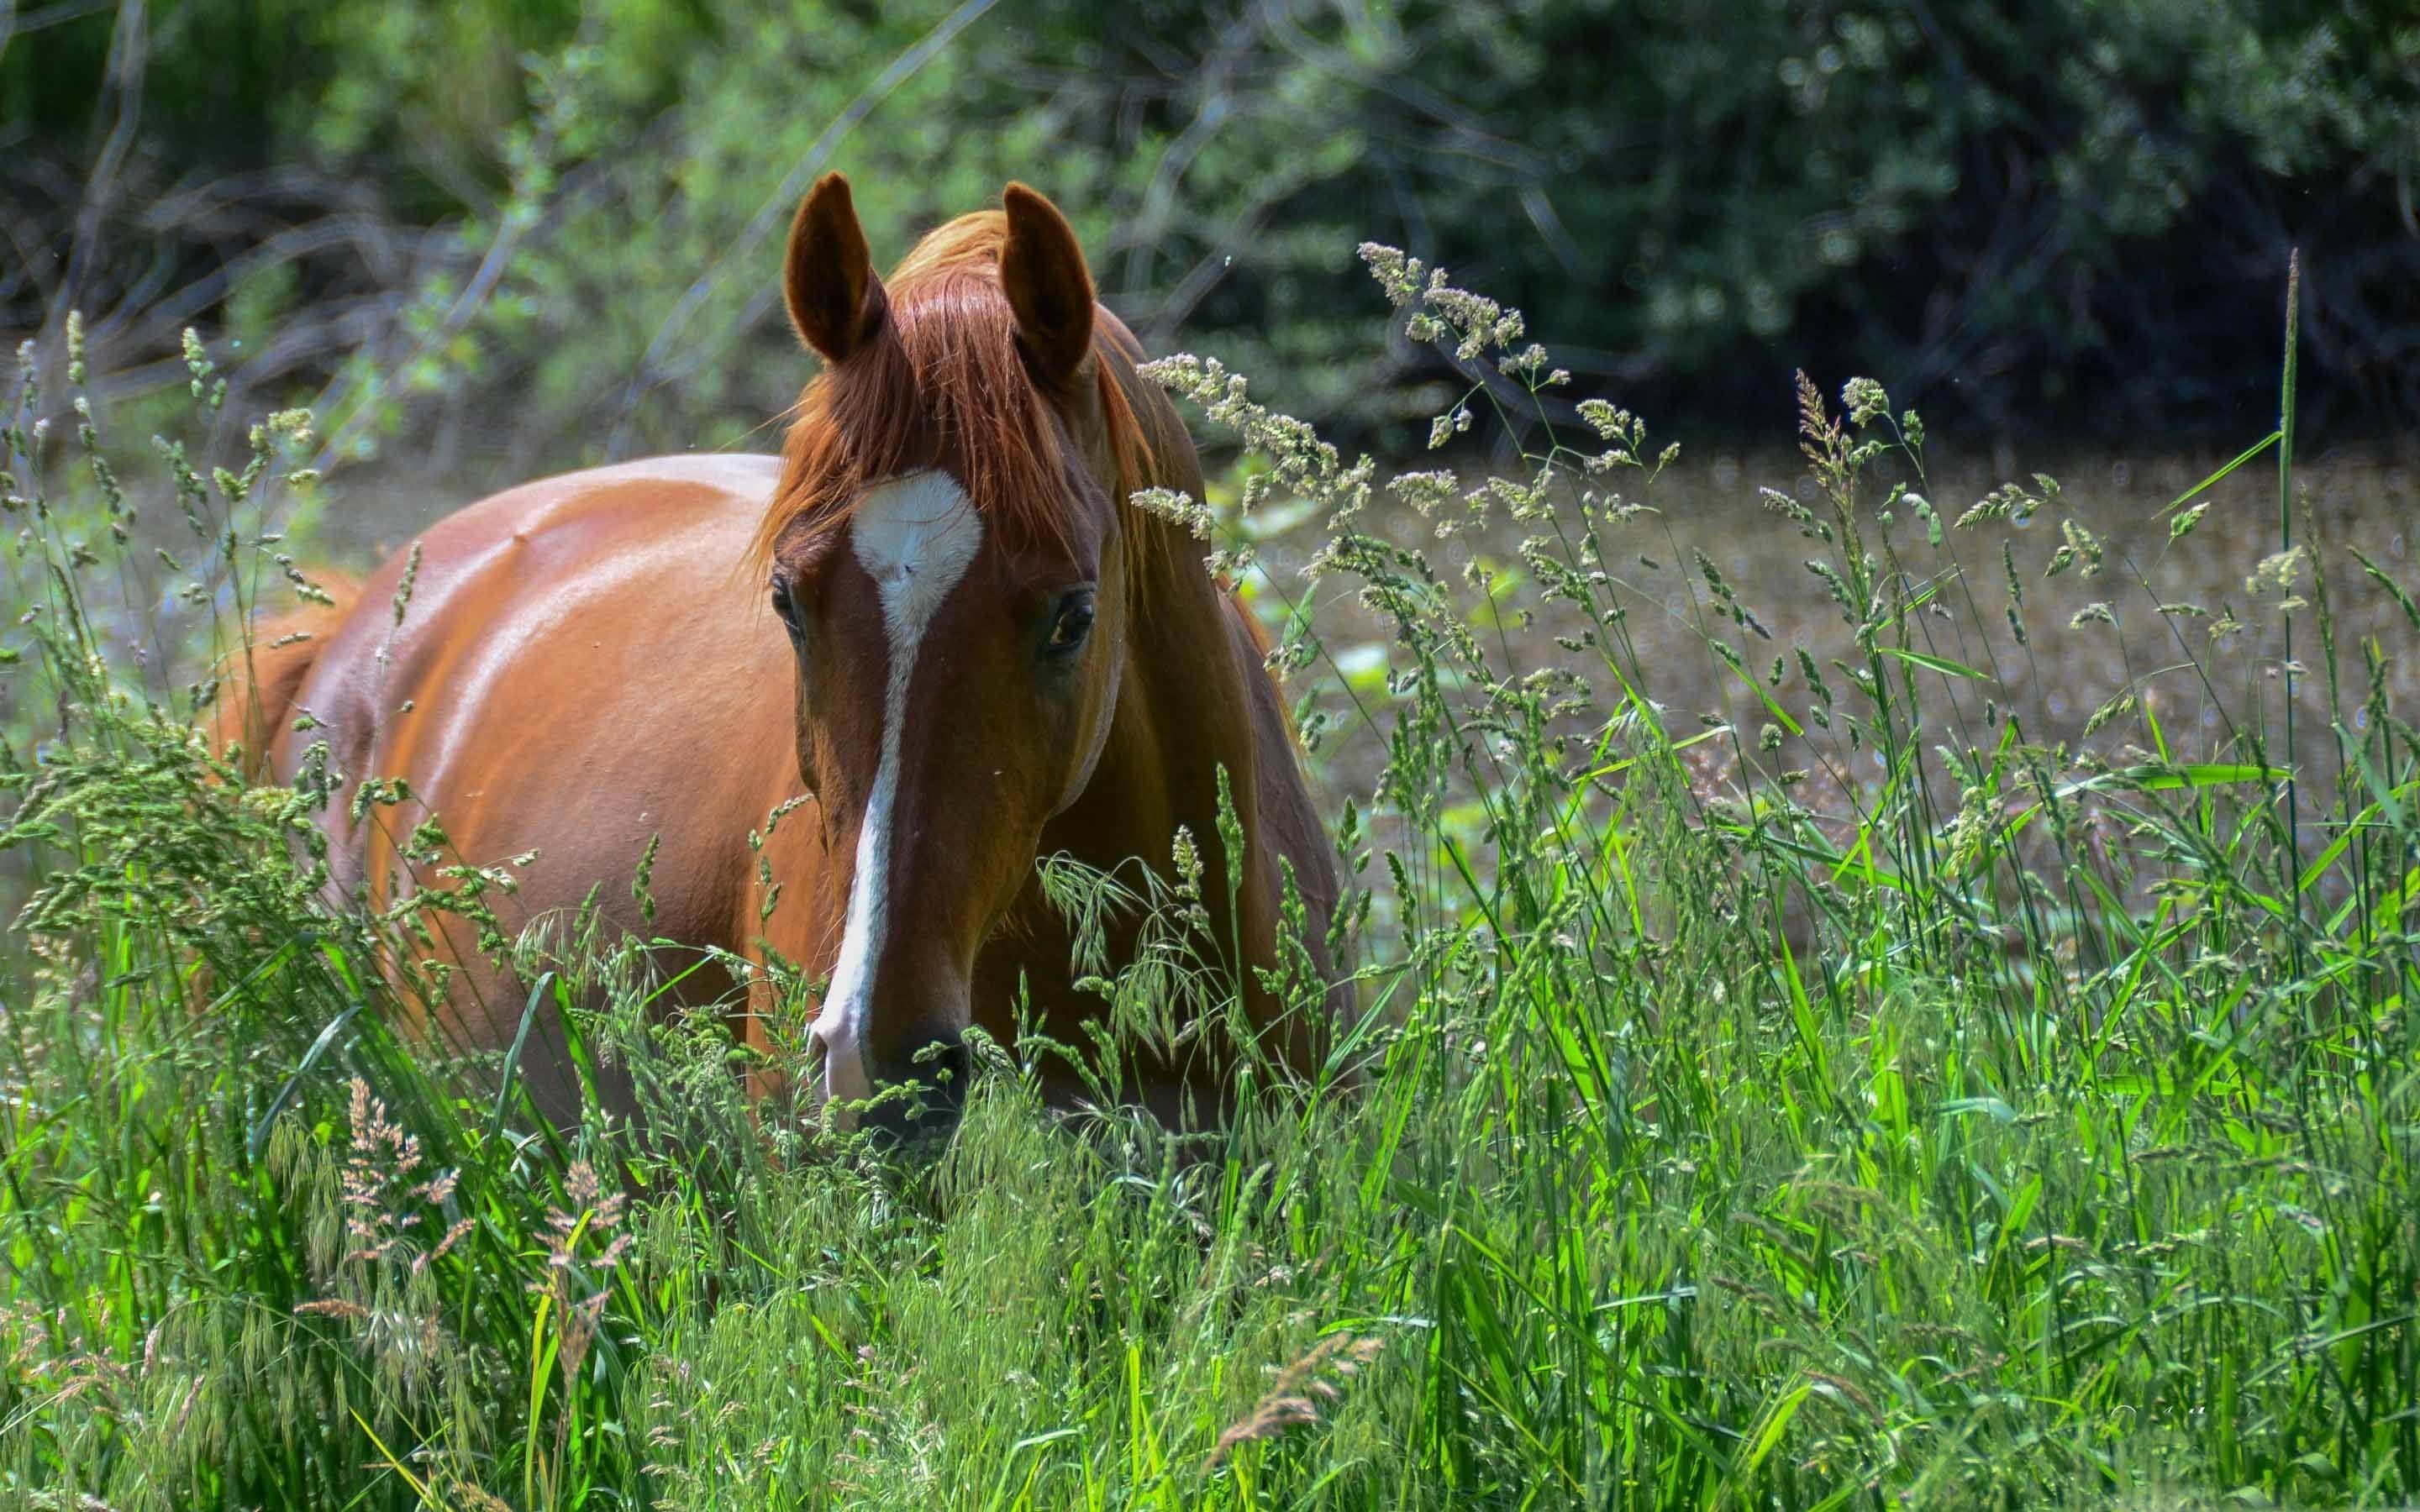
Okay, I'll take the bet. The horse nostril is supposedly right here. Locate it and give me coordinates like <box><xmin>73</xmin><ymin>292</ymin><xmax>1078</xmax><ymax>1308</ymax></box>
<box><xmin>860</xmin><ymin>1032</ymin><xmax>971</xmax><ymax>1147</ymax></box>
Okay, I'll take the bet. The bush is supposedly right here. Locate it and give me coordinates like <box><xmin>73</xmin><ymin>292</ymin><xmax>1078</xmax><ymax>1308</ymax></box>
<box><xmin>7</xmin><ymin>0</ymin><xmax>2414</xmax><ymax>472</ymax></box>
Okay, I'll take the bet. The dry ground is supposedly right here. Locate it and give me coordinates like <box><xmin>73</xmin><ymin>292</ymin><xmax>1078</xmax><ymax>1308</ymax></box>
<box><xmin>1250</xmin><ymin>438</ymin><xmax>2420</xmax><ymax>828</ymax></box>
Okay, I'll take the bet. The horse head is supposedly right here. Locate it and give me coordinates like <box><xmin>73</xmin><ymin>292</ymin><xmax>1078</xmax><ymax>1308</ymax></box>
<box><xmin>761</xmin><ymin>176</ymin><xmax>1163</xmax><ymax>1136</ymax></box>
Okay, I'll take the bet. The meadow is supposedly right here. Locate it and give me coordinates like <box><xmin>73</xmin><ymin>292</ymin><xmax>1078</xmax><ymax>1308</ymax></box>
<box><xmin>2</xmin><ymin>243</ymin><xmax>2416</xmax><ymax>1512</ymax></box>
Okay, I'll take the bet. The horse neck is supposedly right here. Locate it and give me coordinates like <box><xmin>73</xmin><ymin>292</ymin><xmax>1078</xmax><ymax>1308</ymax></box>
<box><xmin>1045</xmin><ymin>444</ymin><xmax>1284</xmax><ymax>968</ymax></box>
<box><xmin>1028</xmin><ymin>367</ymin><xmax>1341</xmax><ymax>1087</ymax></box>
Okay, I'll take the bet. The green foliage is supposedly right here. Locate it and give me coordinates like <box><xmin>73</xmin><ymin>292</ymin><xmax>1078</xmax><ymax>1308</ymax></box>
<box><xmin>6</xmin><ymin>0</ymin><xmax>2413</xmax><ymax>467</ymax></box>
<box><xmin>4</xmin><ymin>239</ymin><xmax>2419</xmax><ymax>1509</ymax></box>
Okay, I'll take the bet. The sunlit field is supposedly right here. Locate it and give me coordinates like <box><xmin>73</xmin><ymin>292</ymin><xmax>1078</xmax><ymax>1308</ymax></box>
<box><xmin>3</xmin><ymin>234</ymin><xmax>2415</xmax><ymax>1512</ymax></box>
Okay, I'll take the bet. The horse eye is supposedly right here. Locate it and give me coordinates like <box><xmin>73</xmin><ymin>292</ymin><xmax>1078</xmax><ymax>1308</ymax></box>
<box><xmin>770</xmin><ymin>570</ymin><xmax>804</xmax><ymax>635</ymax></box>
<box><xmin>1046</xmin><ymin>594</ymin><xmax>1096</xmax><ymax>652</ymax></box>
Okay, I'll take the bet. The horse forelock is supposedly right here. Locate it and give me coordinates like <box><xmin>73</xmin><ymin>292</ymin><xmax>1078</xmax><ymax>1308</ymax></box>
<box><xmin>754</xmin><ymin>210</ymin><xmax>1159</xmax><ymax>571</ymax></box>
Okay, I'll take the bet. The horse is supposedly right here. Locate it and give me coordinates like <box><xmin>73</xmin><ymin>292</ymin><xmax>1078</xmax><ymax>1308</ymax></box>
<box><xmin>218</xmin><ymin>176</ymin><xmax>1346</xmax><ymax>1138</ymax></box>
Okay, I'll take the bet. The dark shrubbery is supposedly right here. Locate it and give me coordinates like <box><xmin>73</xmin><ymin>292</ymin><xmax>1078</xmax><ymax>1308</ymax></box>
<box><xmin>7</xmin><ymin>0</ymin><xmax>2414</xmax><ymax>466</ymax></box>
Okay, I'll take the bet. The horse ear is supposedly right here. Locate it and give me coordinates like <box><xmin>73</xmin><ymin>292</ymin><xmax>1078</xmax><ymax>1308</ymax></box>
<box><xmin>784</xmin><ymin>172</ymin><xmax>883</xmax><ymax>364</ymax></box>
<box><xmin>999</xmin><ymin>183</ymin><xmax>1096</xmax><ymax>389</ymax></box>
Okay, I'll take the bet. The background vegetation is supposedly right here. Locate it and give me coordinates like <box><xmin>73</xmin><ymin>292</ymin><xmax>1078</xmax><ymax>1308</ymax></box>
<box><xmin>6</xmin><ymin>0</ymin><xmax>2417</xmax><ymax>477</ymax></box>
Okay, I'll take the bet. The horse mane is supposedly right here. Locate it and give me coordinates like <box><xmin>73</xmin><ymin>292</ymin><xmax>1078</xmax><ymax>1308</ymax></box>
<box><xmin>751</xmin><ymin>211</ymin><xmax>1156</xmax><ymax>568</ymax></box>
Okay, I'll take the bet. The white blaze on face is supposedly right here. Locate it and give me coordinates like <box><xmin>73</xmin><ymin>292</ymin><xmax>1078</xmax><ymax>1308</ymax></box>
<box><xmin>812</xmin><ymin>472</ymin><xmax>985</xmax><ymax>1118</ymax></box>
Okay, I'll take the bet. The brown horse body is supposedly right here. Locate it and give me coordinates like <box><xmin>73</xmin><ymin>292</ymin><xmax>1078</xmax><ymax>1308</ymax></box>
<box><xmin>239</xmin><ymin>181</ymin><xmax>1340</xmax><ymax>1132</ymax></box>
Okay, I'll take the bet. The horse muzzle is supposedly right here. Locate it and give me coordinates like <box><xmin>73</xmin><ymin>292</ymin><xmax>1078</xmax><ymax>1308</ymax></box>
<box><xmin>811</xmin><ymin>1010</ymin><xmax>971</xmax><ymax>1144</ymax></box>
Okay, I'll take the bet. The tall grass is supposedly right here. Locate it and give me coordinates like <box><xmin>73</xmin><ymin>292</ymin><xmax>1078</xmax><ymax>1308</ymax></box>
<box><xmin>2</xmin><ymin>239</ymin><xmax>2414</xmax><ymax>1509</ymax></box>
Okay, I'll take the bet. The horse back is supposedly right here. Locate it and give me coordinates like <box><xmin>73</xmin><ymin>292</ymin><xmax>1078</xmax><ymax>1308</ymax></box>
<box><xmin>273</xmin><ymin>455</ymin><xmax>830</xmax><ymax>1084</ymax></box>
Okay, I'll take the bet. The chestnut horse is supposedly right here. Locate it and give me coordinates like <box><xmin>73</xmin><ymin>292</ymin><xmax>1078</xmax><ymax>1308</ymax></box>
<box><xmin>224</xmin><ymin>177</ymin><xmax>1344</xmax><ymax>1136</ymax></box>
